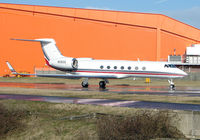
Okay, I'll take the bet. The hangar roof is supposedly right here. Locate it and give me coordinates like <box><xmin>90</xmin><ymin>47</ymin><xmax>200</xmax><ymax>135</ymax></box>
<box><xmin>0</xmin><ymin>3</ymin><xmax>200</xmax><ymax>42</ymax></box>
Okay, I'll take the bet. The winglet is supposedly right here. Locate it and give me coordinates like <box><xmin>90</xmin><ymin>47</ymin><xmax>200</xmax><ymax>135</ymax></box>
<box><xmin>6</xmin><ymin>61</ymin><xmax>18</xmax><ymax>75</ymax></box>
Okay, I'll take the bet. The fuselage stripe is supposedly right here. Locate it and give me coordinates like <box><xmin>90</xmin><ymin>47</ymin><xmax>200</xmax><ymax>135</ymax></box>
<box><xmin>76</xmin><ymin>70</ymin><xmax>184</xmax><ymax>77</ymax></box>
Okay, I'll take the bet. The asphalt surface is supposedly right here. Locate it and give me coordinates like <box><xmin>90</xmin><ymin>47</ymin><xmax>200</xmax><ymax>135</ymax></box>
<box><xmin>0</xmin><ymin>82</ymin><xmax>200</xmax><ymax>111</ymax></box>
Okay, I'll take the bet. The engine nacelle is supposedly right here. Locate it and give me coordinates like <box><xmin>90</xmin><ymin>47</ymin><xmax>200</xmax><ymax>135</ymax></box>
<box><xmin>49</xmin><ymin>57</ymin><xmax>78</xmax><ymax>71</ymax></box>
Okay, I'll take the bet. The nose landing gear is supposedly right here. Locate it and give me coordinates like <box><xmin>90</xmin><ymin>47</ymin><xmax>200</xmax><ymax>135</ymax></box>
<box><xmin>168</xmin><ymin>79</ymin><xmax>175</xmax><ymax>90</ymax></box>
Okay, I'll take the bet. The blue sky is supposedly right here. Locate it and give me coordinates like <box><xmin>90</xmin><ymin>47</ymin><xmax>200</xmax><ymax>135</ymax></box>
<box><xmin>1</xmin><ymin>0</ymin><xmax>200</xmax><ymax>29</ymax></box>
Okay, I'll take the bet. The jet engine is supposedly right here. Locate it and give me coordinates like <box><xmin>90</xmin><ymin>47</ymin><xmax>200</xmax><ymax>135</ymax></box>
<box><xmin>49</xmin><ymin>57</ymin><xmax>78</xmax><ymax>71</ymax></box>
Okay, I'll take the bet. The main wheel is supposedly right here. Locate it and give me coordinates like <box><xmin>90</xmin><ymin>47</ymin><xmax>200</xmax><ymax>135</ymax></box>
<box><xmin>99</xmin><ymin>81</ymin><xmax>106</xmax><ymax>88</ymax></box>
<box><xmin>82</xmin><ymin>81</ymin><xmax>89</xmax><ymax>88</ymax></box>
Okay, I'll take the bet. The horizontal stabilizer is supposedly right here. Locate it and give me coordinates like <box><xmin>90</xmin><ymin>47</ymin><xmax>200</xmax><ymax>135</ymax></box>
<box><xmin>11</xmin><ymin>38</ymin><xmax>61</xmax><ymax>61</ymax></box>
<box><xmin>11</xmin><ymin>38</ymin><xmax>51</xmax><ymax>43</ymax></box>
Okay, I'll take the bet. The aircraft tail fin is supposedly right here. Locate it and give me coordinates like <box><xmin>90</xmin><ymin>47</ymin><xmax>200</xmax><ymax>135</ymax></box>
<box><xmin>6</xmin><ymin>61</ymin><xmax>18</xmax><ymax>75</ymax></box>
<box><xmin>11</xmin><ymin>38</ymin><xmax>63</xmax><ymax>62</ymax></box>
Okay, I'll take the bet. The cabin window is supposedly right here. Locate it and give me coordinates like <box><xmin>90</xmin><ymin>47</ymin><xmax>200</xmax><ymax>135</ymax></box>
<box><xmin>165</xmin><ymin>64</ymin><xmax>176</xmax><ymax>68</ymax></box>
<box><xmin>100</xmin><ymin>65</ymin><xmax>104</xmax><ymax>69</ymax></box>
<box><xmin>128</xmin><ymin>66</ymin><xmax>131</xmax><ymax>70</ymax></box>
<box><xmin>114</xmin><ymin>66</ymin><xmax>117</xmax><ymax>69</ymax></box>
<box><xmin>107</xmin><ymin>66</ymin><xmax>111</xmax><ymax>69</ymax></box>
<box><xmin>121</xmin><ymin>66</ymin><xmax>124</xmax><ymax>70</ymax></box>
<box><xmin>142</xmin><ymin>67</ymin><xmax>146</xmax><ymax>70</ymax></box>
<box><xmin>135</xmin><ymin>66</ymin><xmax>139</xmax><ymax>70</ymax></box>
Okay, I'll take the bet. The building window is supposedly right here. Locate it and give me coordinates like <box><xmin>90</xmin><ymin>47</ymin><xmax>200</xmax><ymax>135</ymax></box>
<box><xmin>107</xmin><ymin>66</ymin><xmax>111</xmax><ymax>69</ymax></box>
<box><xmin>128</xmin><ymin>66</ymin><xmax>131</xmax><ymax>70</ymax></box>
<box><xmin>100</xmin><ymin>65</ymin><xmax>104</xmax><ymax>69</ymax></box>
<box><xmin>121</xmin><ymin>66</ymin><xmax>124</xmax><ymax>70</ymax></box>
<box><xmin>135</xmin><ymin>66</ymin><xmax>139</xmax><ymax>70</ymax></box>
<box><xmin>114</xmin><ymin>66</ymin><xmax>117</xmax><ymax>69</ymax></box>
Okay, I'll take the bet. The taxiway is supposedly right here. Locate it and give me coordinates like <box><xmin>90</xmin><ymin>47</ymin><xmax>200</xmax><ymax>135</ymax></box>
<box><xmin>0</xmin><ymin>82</ymin><xmax>200</xmax><ymax>97</ymax></box>
<box><xmin>0</xmin><ymin>82</ymin><xmax>200</xmax><ymax>111</ymax></box>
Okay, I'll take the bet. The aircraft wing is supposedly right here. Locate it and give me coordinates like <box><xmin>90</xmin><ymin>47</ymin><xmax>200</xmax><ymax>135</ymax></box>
<box><xmin>6</xmin><ymin>61</ymin><xmax>117</xmax><ymax>79</ymax></box>
<box><xmin>36</xmin><ymin>74</ymin><xmax>117</xmax><ymax>79</ymax></box>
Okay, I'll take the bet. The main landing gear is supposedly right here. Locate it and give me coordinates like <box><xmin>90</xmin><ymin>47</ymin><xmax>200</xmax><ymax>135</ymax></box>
<box><xmin>81</xmin><ymin>79</ymin><xmax>109</xmax><ymax>88</ymax></box>
<box><xmin>168</xmin><ymin>79</ymin><xmax>175</xmax><ymax>90</ymax></box>
<box><xmin>99</xmin><ymin>79</ymin><xmax>109</xmax><ymax>89</ymax></box>
<box><xmin>81</xmin><ymin>78</ymin><xmax>89</xmax><ymax>88</ymax></box>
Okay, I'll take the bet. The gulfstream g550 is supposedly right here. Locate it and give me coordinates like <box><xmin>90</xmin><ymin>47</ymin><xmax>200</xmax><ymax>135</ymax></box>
<box><xmin>7</xmin><ymin>38</ymin><xmax>187</xmax><ymax>89</ymax></box>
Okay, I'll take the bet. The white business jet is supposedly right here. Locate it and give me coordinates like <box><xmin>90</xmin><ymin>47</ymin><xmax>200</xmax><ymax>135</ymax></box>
<box><xmin>7</xmin><ymin>38</ymin><xmax>187</xmax><ymax>89</ymax></box>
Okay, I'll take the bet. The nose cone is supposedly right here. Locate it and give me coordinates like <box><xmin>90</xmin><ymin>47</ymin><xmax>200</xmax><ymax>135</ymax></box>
<box><xmin>180</xmin><ymin>70</ymin><xmax>188</xmax><ymax>77</ymax></box>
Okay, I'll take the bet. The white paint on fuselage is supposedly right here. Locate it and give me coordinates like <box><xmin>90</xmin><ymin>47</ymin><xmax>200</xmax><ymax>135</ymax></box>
<box><xmin>68</xmin><ymin>59</ymin><xmax>187</xmax><ymax>79</ymax></box>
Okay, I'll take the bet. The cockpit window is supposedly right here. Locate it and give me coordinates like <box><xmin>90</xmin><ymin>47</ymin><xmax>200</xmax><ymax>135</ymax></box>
<box><xmin>164</xmin><ymin>64</ymin><xmax>176</xmax><ymax>68</ymax></box>
<box><xmin>164</xmin><ymin>64</ymin><xmax>169</xmax><ymax>68</ymax></box>
<box><xmin>169</xmin><ymin>64</ymin><xmax>176</xmax><ymax>68</ymax></box>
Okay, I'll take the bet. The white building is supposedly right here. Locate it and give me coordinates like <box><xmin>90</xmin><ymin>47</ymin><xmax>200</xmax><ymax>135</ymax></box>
<box><xmin>186</xmin><ymin>44</ymin><xmax>200</xmax><ymax>64</ymax></box>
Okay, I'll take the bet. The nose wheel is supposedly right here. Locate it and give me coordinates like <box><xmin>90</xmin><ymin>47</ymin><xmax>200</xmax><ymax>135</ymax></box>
<box><xmin>168</xmin><ymin>79</ymin><xmax>175</xmax><ymax>90</ymax></box>
<box><xmin>170</xmin><ymin>84</ymin><xmax>175</xmax><ymax>90</ymax></box>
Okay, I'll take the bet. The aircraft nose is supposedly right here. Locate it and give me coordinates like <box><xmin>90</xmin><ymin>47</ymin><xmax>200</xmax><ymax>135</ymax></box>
<box><xmin>181</xmin><ymin>70</ymin><xmax>188</xmax><ymax>76</ymax></box>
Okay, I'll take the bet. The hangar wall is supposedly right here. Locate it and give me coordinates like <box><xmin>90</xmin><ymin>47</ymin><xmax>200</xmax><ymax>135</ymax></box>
<box><xmin>0</xmin><ymin>3</ymin><xmax>200</xmax><ymax>76</ymax></box>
